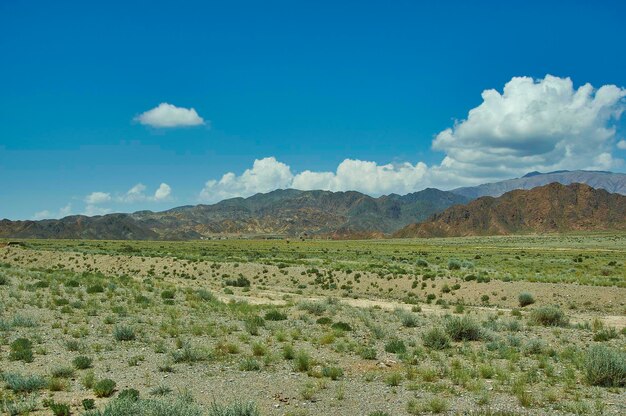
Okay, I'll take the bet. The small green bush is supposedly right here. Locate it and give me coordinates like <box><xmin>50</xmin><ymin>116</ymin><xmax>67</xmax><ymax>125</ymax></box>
<box><xmin>530</xmin><ymin>306</ymin><xmax>568</xmax><ymax>327</ymax></box>
<box><xmin>445</xmin><ymin>316</ymin><xmax>482</xmax><ymax>341</ymax></box>
<box><xmin>384</xmin><ymin>339</ymin><xmax>407</xmax><ymax>354</ymax></box>
<box><xmin>118</xmin><ymin>388</ymin><xmax>140</xmax><ymax>401</ymax></box>
<box><xmin>3</xmin><ymin>373</ymin><xmax>47</xmax><ymax>393</ymax></box>
<box><xmin>294</xmin><ymin>350</ymin><xmax>311</xmax><ymax>372</ymax></box>
<box><xmin>208</xmin><ymin>401</ymin><xmax>260</xmax><ymax>416</ymax></box>
<box><xmin>160</xmin><ymin>290</ymin><xmax>175</xmax><ymax>300</ymax></box>
<box><xmin>113</xmin><ymin>325</ymin><xmax>136</xmax><ymax>341</ymax></box>
<box><xmin>422</xmin><ymin>327</ymin><xmax>451</xmax><ymax>350</ymax></box>
<box><xmin>9</xmin><ymin>337</ymin><xmax>34</xmax><ymax>362</ymax></box>
<box><xmin>47</xmin><ymin>401</ymin><xmax>71</xmax><ymax>416</ymax></box>
<box><xmin>93</xmin><ymin>378</ymin><xmax>116</xmax><ymax>397</ymax></box>
<box><xmin>73</xmin><ymin>355</ymin><xmax>93</xmax><ymax>369</ymax></box>
<box><xmin>585</xmin><ymin>345</ymin><xmax>625</xmax><ymax>387</ymax></box>
<box><xmin>239</xmin><ymin>357</ymin><xmax>261</xmax><ymax>371</ymax></box>
<box><xmin>518</xmin><ymin>292</ymin><xmax>535</xmax><ymax>307</ymax></box>
<box><xmin>321</xmin><ymin>366</ymin><xmax>344</xmax><ymax>380</ymax></box>
<box><xmin>264</xmin><ymin>310</ymin><xmax>287</xmax><ymax>321</ymax></box>
<box><xmin>331</xmin><ymin>321</ymin><xmax>352</xmax><ymax>332</ymax></box>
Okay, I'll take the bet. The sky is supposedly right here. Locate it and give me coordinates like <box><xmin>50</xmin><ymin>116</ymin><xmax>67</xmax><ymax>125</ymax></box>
<box><xmin>1</xmin><ymin>0</ymin><xmax>626</xmax><ymax>220</ymax></box>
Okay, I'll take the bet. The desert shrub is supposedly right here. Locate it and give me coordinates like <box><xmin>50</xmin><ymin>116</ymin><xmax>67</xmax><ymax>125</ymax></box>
<box><xmin>239</xmin><ymin>357</ymin><xmax>261</xmax><ymax>371</ymax></box>
<box><xmin>0</xmin><ymin>274</ymin><xmax>9</xmax><ymax>285</ymax></box>
<box><xmin>172</xmin><ymin>343</ymin><xmax>207</xmax><ymax>364</ymax></box>
<box><xmin>86</xmin><ymin>284</ymin><xmax>104</xmax><ymax>294</ymax></box>
<box><xmin>524</xmin><ymin>339</ymin><xmax>546</xmax><ymax>355</ymax></box>
<box><xmin>160</xmin><ymin>290</ymin><xmax>175</xmax><ymax>300</ymax></box>
<box><xmin>518</xmin><ymin>292</ymin><xmax>535</xmax><ymax>307</ymax></box>
<box><xmin>384</xmin><ymin>339</ymin><xmax>407</xmax><ymax>354</ymax></box>
<box><xmin>47</xmin><ymin>400</ymin><xmax>71</xmax><ymax>416</ymax></box>
<box><xmin>2</xmin><ymin>372</ymin><xmax>47</xmax><ymax>393</ymax></box>
<box><xmin>93</xmin><ymin>378</ymin><xmax>117</xmax><ymax>397</ymax></box>
<box><xmin>448</xmin><ymin>259</ymin><xmax>462</xmax><ymax>270</ymax></box>
<box><xmin>9</xmin><ymin>337</ymin><xmax>34</xmax><ymax>362</ymax></box>
<box><xmin>316</xmin><ymin>317</ymin><xmax>332</xmax><ymax>325</ymax></box>
<box><xmin>445</xmin><ymin>316</ymin><xmax>482</xmax><ymax>341</ymax></box>
<box><xmin>422</xmin><ymin>327</ymin><xmax>451</xmax><ymax>350</ymax></box>
<box><xmin>150</xmin><ymin>385</ymin><xmax>172</xmax><ymax>396</ymax></box>
<box><xmin>82</xmin><ymin>395</ymin><xmax>205</xmax><ymax>416</ymax></box>
<box><xmin>282</xmin><ymin>344</ymin><xmax>295</xmax><ymax>360</ymax></box>
<box><xmin>244</xmin><ymin>316</ymin><xmax>265</xmax><ymax>336</ymax></box>
<box><xmin>224</xmin><ymin>276</ymin><xmax>250</xmax><ymax>287</ymax></box>
<box><xmin>51</xmin><ymin>366</ymin><xmax>75</xmax><ymax>378</ymax></box>
<box><xmin>208</xmin><ymin>401</ymin><xmax>260</xmax><ymax>416</ymax></box>
<box><xmin>264</xmin><ymin>310</ymin><xmax>287</xmax><ymax>321</ymax></box>
<box><xmin>331</xmin><ymin>321</ymin><xmax>352</xmax><ymax>332</ymax></box>
<box><xmin>585</xmin><ymin>345</ymin><xmax>625</xmax><ymax>387</ymax></box>
<box><xmin>82</xmin><ymin>399</ymin><xmax>96</xmax><ymax>410</ymax></box>
<box><xmin>196</xmin><ymin>289</ymin><xmax>215</xmax><ymax>302</ymax></box>
<box><xmin>298</xmin><ymin>301</ymin><xmax>327</xmax><ymax>316</ymax></box>
<box><xmin>530</xmin><ymin>306</ymin><xmax>568</xmax><ymax>327</ymax></box>
<box><xmin>113</xmin><ymin>325</ymin><xmax>136</xmax><ymax>341</ymax></box>
<box><xmin>294</xmin><ymin>350</ymin><xmax>311</xmax><ymax>372</ymax></box>
<box><xmin>359</xmin><ymin>345</ymin><xmax>377</xmax><ymax>360</ymax></box>
<box><xmin>119</xmin><ymin>388</ymin><xmax>140</xmax><ymax>401</ymax></box>
<box><xmin>73</xmin><ymin>355</ymin><xmax>93</xmax><ymax>369</ymax></box>
<box><xmin>400</xmin><ymin>312</ymin><xmax>419</xmax><ymax>328</ymax></box>
<box><xmin>593</xmin><ymin>327</ymin><xmax>619</xmax><ymax>342</ymax></box>
<box><xmin>321</xmin><ymin>366</ymin><xmax>344</xmax><ymax>380</ymax></box>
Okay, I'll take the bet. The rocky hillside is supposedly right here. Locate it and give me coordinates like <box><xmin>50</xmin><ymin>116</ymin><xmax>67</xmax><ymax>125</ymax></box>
<box><xmin>453</xmin><ymin>170</ymin><xmax>626</xmax><ymax>199</ymax></box>
<box><xmin>0</xmin><ymin>188</ymin><xmax>468</xmax><ymax>240</ymax></box>
<box><xmin>394</xmin><ymin>183</ymin><xmax>626</xmax><ymax>238</ymax></box>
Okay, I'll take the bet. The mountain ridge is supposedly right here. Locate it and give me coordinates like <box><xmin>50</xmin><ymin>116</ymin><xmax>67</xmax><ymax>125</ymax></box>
<box><xmin>394</xmin><ymin>182</ymin><xmax>626</xmax><ymax>238</ymax></box>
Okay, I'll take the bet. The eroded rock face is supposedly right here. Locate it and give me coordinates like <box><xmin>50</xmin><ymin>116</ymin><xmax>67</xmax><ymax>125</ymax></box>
<box><xmin>395</xmin><ymin>183</ymin><xmax>626</xmax><ymax>238</ymax></box>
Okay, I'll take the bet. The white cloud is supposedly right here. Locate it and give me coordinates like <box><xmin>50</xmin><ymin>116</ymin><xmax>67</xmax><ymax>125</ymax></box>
<box><xmin>84</xmin><ymin>192</ymin><xmax>111</xmax><ymax>205</ymax></box>
<box><xmin>119</xmin><ymin>183</ymin><xmax>172</xmax><ymax>203</ymax></box>
<box><xmin>198</xmin><ymin>76</ymin><xmax>626</xmax><ymax>200</ymax></box>
<box><xmin>200</xmin><ymin>157</ymin><xmax>293</xmax><ymax>202</ymax></box>
<box><xmin>154</xmin><ymin>183</ymin><xmax>172</xmax><ymax>201</ymax></box>
<box><xmin>293</xmin><ymin>159</ymin><xmax>429</xmax><ymax>195</ymax></box>
<box><xmin>33</xmin><ymin>210</ymin><xmax>51</xmax><ymax>220</ymax></box>
<box><xmin>122</xmin><ymin>183</ymin><xmax>147</xmax><ymax>203</ymax></box>
<box><xmin>198</xmin><ymin>157</ymin><xmax>431</xmax><ymax>203</ymax></box>
<box><xmin>135</xmin><ymin>103</ymin><xmax>205</xmax><ymax>128</ymax></box>
<box><xmin>32</xmin><ymin>204</ymin><xmax>73</xmax><ymax>220</ymax></box>
<box><xmin>59</xmin><ymin>204</ymin><xmax>72</xmax><ymax>217</ymax></box>
<box><xmin>431</xmin><ymin>74</ymin><xmax>626</xmax><ymax>183</ymax></box>
<box><xmin>84</xmin><ymin>205</ymin><xmax>112</xmax><ymax>216</ymax></box>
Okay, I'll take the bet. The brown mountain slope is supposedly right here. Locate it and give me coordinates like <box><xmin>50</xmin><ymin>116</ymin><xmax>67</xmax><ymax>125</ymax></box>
<box><xmin>394</xmin><ymin>183</ymin><xmax>626</xmax><ymax>238</ymax></box>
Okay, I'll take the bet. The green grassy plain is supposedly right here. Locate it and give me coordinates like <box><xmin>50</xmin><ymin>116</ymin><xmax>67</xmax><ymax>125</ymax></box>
<box><xmin>0</xmin><ymin>234</ymin><xmax>624</xmax><ymax>415</ymax></box>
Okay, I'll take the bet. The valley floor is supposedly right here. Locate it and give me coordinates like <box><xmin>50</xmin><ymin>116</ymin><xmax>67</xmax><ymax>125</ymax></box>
<box><xmin>0</xmin><ymin>235</ymin><xmax>624</xmax><ymax>415</ymax></box>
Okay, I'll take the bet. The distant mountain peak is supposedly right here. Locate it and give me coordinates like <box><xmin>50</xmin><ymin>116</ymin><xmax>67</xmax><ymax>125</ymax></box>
<box><xmin>453</xmin><ymin>170</ymin><xmax>626</xmax><ymax>199</ymax></box>
<box><xmin>395</xmin><ymin>182</ymin><xmax>626</xmax><ymax>238</ymax></box>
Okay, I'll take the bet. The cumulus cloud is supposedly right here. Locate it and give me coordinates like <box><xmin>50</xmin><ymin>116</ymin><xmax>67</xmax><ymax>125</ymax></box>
<box><xmin>84</xmin><ymin>205</ymin><xmax>112</xmax><ymax>216</ymax></box>
<box><xmin>84</xmin><ymin>192</ymin><xmax>111</xmax><ymax>205</ymax></box>
<box><xmin>135</xmin><ymin>103</ymin><xmax>205</xmax><ymax>128</ymax></box>
<box><xmin>200</xmin><ymin>157</ymin><xmax>293</xmax><ymax>202</ymax></box>
<box><xmin>199</xmin><ymin>157</ymin><xmax>430</xmax><ymax>203</ymax></box>
<box><xmin>198</xmin><ymin>75</ymin><xmax>626</xmax><ymax>200</ymax></box>
<box><xmin>431</xmin><ymin>75</ymin><xmax>626</xmax><ymax>182</ymax></box>
<box><xmin>293</xmin><ymin>160</ymin><xmax>429</xmax><ymax>195</ymax></box>
<box><xmin>32</xmin><ymin>204</ymin><xmax>73</xmax><ymax>220</ymax></box>
<box><xmin>33</xmin><ymin>210</ymin><xmax>51</xmax><ymax>220</ymax></box>
<box><xmin>154</xmin><ymin>183</ymin><xmax>172</xmax><ymax>201</ymax></box>
<box><xmin>118</xmin><ymin>183</ymin><xmax>172</xmax><ymax>203</ymax></box>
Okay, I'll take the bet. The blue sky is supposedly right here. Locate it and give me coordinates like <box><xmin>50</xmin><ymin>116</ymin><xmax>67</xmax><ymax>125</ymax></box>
<box><xmin>1</xmin><ymin>1</ymin><xmax>626</xmax><ymax>219</ymax></box>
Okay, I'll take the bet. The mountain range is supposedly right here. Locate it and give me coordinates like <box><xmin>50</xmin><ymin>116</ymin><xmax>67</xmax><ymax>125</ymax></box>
<box><xmin>1</xmin><ymin>170</ymin><xmax>625</xmax><ymax>240</ymax></box>
<box><xmin>395</xmin><ymin>182</ymin><xmax>626</xmax><ymax>238</ymax></box>
<box><xmin>0</xmin><ymin>188</ymin><xmax>468</xmax><ymax>240</ymax></box>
